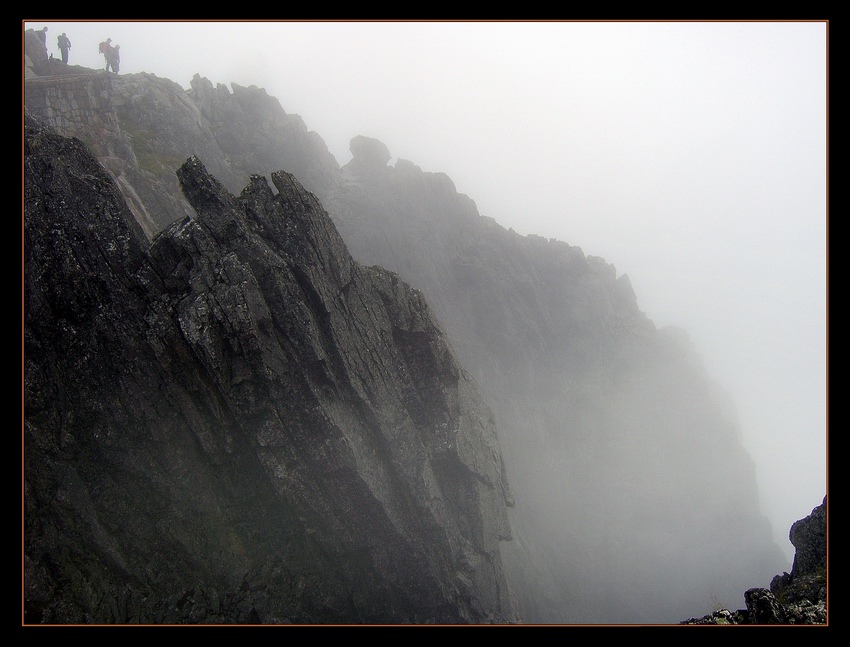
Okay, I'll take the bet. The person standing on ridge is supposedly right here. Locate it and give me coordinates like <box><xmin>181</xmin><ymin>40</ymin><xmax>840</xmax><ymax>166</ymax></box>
<box><xmin>58</xmin><ymin>32</ymin><xmax>71</xmax><ymax>64</ymax></box>
<box><xmin>100</xmin><ymin>38</ymin><xmax>120</xmax><ymax>73</ymax></box>
<box><xmin>109</xmin><ymin>44</ymin><xmax>120</xmax><ymax>73</ymax></box>
<box><xmin>99</xmin><ymin>38</ymin><xmax>110</xmax><ymax>69</ymax></box>
<box><xmin>99</xmin><ymin>38</ymin><xmax>112</xmax><ymax>70</ymax></box>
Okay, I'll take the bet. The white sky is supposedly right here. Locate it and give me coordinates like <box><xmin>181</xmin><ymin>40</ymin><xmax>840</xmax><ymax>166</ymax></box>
<box><xmin>25</xmin><ymin>19</ymin><xmax>828</xmax><ymax>562</ymax></box>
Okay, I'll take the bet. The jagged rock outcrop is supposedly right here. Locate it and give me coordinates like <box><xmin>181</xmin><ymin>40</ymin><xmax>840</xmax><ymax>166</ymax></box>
<box><xmin>682</xmin><ymin>497</ymin><xmax>826</xmax><ymax>624</ymax></box>
<box><xmin>187</xmin><ymin>75</ymin><xmax>341</xmax><ymax>201</ymax></box>
<box><xmin>349</xmin><ymin>135</ymin><xmax>392</xmax><ymax>167</ymax></box>
<box><xmin>24</xmin><ymin>116</ymin><xmax>516</xmax><ymax>624</ymax></box>
<box><xmin>788</xmin><ymin>495</ymin><xmax>827</xmax><ymax>577</ymax></box>
<box><xmin>24</xmin><ymin>28</ymin><xmax>47</xmax><ymax>77</ymax></box>
<box><xmin>24</xmin><ymin>69</ymin><xmax>235</xmax><ymax>238</ymax></box>
<box><xmin>24</xmin><ymin>32</ymin><xmax>339</xmax><ymax>239</ymax></box>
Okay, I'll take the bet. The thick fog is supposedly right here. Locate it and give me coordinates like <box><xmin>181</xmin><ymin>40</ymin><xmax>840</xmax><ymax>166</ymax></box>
<box><xmin>25</xmin><ymin>20</ymin><xmax>827</xmax><ymax>563</ymax></box>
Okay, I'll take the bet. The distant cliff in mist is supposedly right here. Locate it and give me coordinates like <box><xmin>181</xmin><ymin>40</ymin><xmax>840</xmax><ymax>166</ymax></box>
<box><xmin>24</xmin><ymin>31</ymin><xmax>817</xmax><ymax>624</ymax></box>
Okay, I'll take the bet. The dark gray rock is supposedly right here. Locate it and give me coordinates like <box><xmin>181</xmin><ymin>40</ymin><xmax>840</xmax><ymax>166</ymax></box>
<box><xmin>769</xmin><ymin>497</ymin><xmax>827</xmax><ymax>623</ymax></box>
<box><xmin>789</xmin><ymin>496</ymin><xmax>827</xmax><ymax>578</ymax></box>
<box><xmin>24</xmin><ymin>67</ymin><xmax>340</xmax><ymax>239</ymax></box>
<box><xmin>24</xmin><ymin>118</ymin><xmax>516</xmax><ymax>624</ymax></box>
<box><xmin>745</xmin><ymin>588</ymin><xmax>787</xmax><ymax>624</ymax></box>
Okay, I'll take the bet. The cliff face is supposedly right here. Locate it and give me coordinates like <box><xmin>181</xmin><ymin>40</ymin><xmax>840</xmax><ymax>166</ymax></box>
<box><xmin>24</xmin><ymin>116</ymin><xmax>516</xmax><ymax>624</ymax></box>
<box><xmin>24</xmin><ymin>35</ymin><xmax>794</xmax><ymax>625</ymax></box>
<box><xmin>24</xmin><ymin>63</ymin><xmax>339</xmax><ymax>239</ymax></box>
<box><xmin>324</xmin><ymin>140</ymin><xmax>788</xmax><ymax>623</ymax></box>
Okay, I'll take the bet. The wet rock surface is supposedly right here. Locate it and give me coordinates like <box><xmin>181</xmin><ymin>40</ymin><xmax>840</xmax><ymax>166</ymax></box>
<box><xmin>24</xmin><ymin>118</ymin><xmax>516</xmax><ymax>624</ymax></box>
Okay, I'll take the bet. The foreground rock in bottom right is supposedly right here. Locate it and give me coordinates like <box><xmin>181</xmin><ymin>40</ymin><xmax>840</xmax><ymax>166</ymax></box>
<box><xmin>681</xmin><ymin>496</ymin><xmax>827</xmax><ymax>625</ymax></box>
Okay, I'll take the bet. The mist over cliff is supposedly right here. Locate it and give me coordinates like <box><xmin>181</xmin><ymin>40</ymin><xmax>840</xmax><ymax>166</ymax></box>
<box><xmin>326</xmin><ymin>135</ymin><xmax>788</xmax><ymax>623</ymax></box>
<box><xmin>23</xmin><ymin>27</ymin><xmax>822</xmax><ymax>624</ymax></box>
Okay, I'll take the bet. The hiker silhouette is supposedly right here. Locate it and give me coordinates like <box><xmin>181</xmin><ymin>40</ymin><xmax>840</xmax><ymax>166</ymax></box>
<box><xmin>110</xmin><ymin>45</ymin><xmax>120</xmax><ymax>73</ymax></box>
<box><xmin>100</xmin><ymin>38</ymin><xmax>120</xmax><ymax>73</ymax></box>
<box><xmin>58</xmin><ymin>33</ymin><xmax>71</xmax><ymax>64</ymax></box>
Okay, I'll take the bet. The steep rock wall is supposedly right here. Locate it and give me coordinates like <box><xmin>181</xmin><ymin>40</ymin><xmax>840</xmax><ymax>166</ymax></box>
<box><xmin>24</xmin><ymin>117</ymin><xmax>516</xmax><ymax>624</ymax></box>
<box><xmin>324</xmin><ymin>140</ymin><xmax>788</xmax><ymax>623</ymax></box>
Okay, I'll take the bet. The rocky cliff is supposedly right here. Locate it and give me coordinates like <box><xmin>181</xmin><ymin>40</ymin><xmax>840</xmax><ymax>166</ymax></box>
<box><xmin>24</xmin><ymin>31</ymin><xmax>799</xmax><ymax>624</ymax></box>
<box><xmin>25</xmin><ymin>43</ymin><xmax>339</xmax><ymax>239</ymax></box>
<box><xmin>24</xmin><ymin>114</ymin><xmax>516</xmax><ymax>624</ymax></box>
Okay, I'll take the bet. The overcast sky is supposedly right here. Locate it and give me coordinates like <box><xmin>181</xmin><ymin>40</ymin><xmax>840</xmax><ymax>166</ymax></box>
<box><xmin>25</xmin><ymin>19</ymin><xmax>827</xmax><ymax>562</ymax></box>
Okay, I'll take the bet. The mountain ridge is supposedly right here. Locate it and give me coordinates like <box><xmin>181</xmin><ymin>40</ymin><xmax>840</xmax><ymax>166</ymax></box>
<box><xmin>23</xmin><ymin>32</ymin><xmax>814</xmax><ymax>624</ymax></box>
